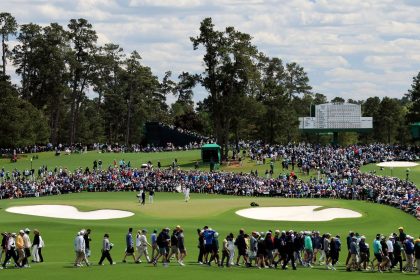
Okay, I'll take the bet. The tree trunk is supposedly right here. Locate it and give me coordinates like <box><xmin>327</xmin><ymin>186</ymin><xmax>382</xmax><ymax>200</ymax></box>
<box><xmin>125</xmin><ymin>84</ymin><xmax>132</xmax><ymax>146</ymax></box>
<box><xmin>1</xmin><ymin>34</ymin><xmax>5</xmax><ymax>79</ymax></box>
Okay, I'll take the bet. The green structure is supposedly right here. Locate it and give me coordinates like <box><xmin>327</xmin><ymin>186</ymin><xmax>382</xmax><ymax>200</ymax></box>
<box><xmin>201</xmin><ymin>143</ymin><xmax>221</xmax><ymax>164</ymax></box>
<box><xmin>409</xmin><ymin>123</ymin><xmax>420</xmax><ymax>140</ymax></box>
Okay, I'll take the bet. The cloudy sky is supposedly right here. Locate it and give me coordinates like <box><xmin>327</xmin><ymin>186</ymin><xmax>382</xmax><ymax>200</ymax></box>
<box><xmin>3</xmin><ymin>0</ymin><xmax>420</xmax><ymax>103</ymax></box>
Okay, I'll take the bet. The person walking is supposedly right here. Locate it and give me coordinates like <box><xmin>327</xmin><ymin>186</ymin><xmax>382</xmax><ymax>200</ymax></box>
<box><xmin>135</xmin><ymin>229</ymin><xmax>151</xmax><ymax>263</ymax></box>
<box><xmin>31</xmin><ymin>229</ymin><xmax>41</xmax><ymax>263</ymax></box>
<box><xmin>84</xmin><ymin>229</ymin><xmax>92</xmax><ymax>258</ymax></box>
<box><xmin>153</xmin><ymin>228</ymin><xmax>170</xmax><ymax>267</ymax></box>
<box><xmin>282</xmin><ymin>230</ymin><xmax>296</xmax><ymax>270</ymax></box>
<box><xmin>324</xmin><ymin>233</ymin><xmax>332</xmax><ymax>269</ymax></box>
<box><xmin>227</xmin><ymin>233</ymin><xmax>235</xmax><ymax>266</ymax></box>
<box><xmin>235</xmin><ymin>229</ymin><xmax>249</xmax><ymax>267</ymax></box>
<box><xmin>358</xmin><ymin>236</ymin><xmax>369</xmax><ymax>270</ymax></box>
<box><xmin>141</xmin><ymin>190</ymin><xmax>146</xmax><ymax>205</ymax></box>
<box><xmin>346</xmin><ymin>236</ymin><xmax>359</xmax><ymax>271</ymax></box>
<box><xmin>197</xmin><ymin>229</ymin><xmax>205</xmax><ymax>264</ymax></box>
<box><xmin>391</xmin><ymin>238</ymin><xmax>403</xmax><ymax>272</ymax></box>
<box><xmin>330</xmin><ymin>236</ymin><xmax>340</xmax><ymax>271</ymax></box>
<box><xmin>168</xmin><ymin>229</ymin><xmax>179</xmax><ymax>263</ymax></box>
<box><xmin>2</xmin><ymin>233</ymin><xmax>20</xmax><ymax>269</ymax></box>
<box><xmin>372</xmin><ymin>234</ymin><xmax>383</xmax><ymax>272</ymax></box>
<box><xmin>345</xmin><ymin>231</ymin><xmax>355</xmax><ymax>266</ymax></box>
<box><xmin>16</xmin><ymin>230</ymin><xmax>25</xmax><ymax>267</ymax></box>
<box><xmin>151</xmin><ymin>230</ymin><xmax>158</xmax><ymax>261</ymax></box>
<box><xmin>177</xmin><ymin>228</ymin><xmax>186</xmax><ymax>266</ymax></box>
<box><xmin>98</xmin><ymin>233</ymin><xmax>115</xmax><ymax>265</ymax></box>
<box><xmin>404</xmin><ymin>235</ymin><xmax>415</xmax><ymax>272</ymax></box>
<box><xmin>304</xmin><ymin>231</ymin><xmax>313</xmax><ymax>267</ymax></box>
<box><xmin>386</xmin><ymin>235</ymin><xmax>394</xmax><ymax>270</ymax></box>
<box><xmin>74</xmin><ymin>231</ymin><xmax>89</xmax><ymax>267</ymax></box>
<box><xmin>149</xmin><ymin>189</ymin><xmax>154</xmax><ymax>204</ymax></box>
<box><xmin>22</xmin><ymin>228</ymin><xmax>31</xmax><ymax>267</ymax></box>
<box><xmin>122</xmin><ymin>228</ymin><xmax>135</xmax><ymax>263</ymax></box>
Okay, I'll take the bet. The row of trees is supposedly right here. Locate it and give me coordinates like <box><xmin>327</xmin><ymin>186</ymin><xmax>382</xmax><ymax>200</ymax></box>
<box><xmin>1</xmin><ymin>13</ymin><xmax>419</xmax><ymax>152</ymax></box>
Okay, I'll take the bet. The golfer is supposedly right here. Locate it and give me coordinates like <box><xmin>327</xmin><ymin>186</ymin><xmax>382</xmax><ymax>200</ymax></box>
<box><xmin>135</xmin><ymin>229</ymin><xmax>151</xmax><ymax>263</ymax></box>
<box><xmin>184</xmin><ymin>187</ymin><xmax>190</xmax><ymax>202</ymax></box>
<box><xmin>98</xmin><ymin>233</ymin><xmax>115</xmax><ymax>265</ymax></box>
<box><xmin>122</xmin><ymin>228</ymin><xmax>135</xmax><ymax>263</ymax></box>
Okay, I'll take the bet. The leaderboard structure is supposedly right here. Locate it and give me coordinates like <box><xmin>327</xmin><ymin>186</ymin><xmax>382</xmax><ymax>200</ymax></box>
<box><xmin>299</xmin><ymin>103</ymin><xmax>373</xmax><ymax>143</ymax></box>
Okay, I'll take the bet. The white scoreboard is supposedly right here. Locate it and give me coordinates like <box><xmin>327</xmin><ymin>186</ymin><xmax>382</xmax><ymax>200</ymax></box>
<box><xmin>299</xmin><ymin>103</ymin><xmax>372</xmax><ymax>130</ymax></box>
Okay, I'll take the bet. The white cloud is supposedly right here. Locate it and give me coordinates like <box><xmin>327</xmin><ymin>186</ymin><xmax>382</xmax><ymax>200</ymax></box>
<box><xmin>2</xmin><ymin>0</ymin><xmax>420</xmax><ymax>103</ymax></box>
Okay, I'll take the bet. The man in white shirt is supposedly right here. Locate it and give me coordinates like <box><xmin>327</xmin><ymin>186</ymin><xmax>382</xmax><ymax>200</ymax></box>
<box><xmin>74</xmin><ymin>231</ymin><xmax>89</xmax><ymax>267</ymax></box>
<box><xmin>386</xmin><ymin>236</ymin><xmax>394</xmax><ymax>268</ymax></box>
<box><xmin>23</xmin><ymin>228</ymin><xmax>32</xmax><ymax>267</ymax></box>
<box><xmin>184</xmin><ymin>187</ymin><xmax>190</xmax><ymax>202</ymax></box>
<box><xmin>135</xmin><ymin>229</ymin><xmax>151</xmax><ymax>263</ymax></box>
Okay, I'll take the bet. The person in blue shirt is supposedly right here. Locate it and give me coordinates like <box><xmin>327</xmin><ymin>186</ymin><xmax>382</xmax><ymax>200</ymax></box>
<box><xmin>122</xmin><ymin>228</ymin><xmax>135</xmax><ymax>263</ymax></box>
<box><xmin>372</xmin><ymin>234</ymin><xmax>382</xmax><ymax>272</ymax></box>
<box><xmin>150</xmin><ymin>230</ymin><xmax>157</xmax><ymax>261</ymax></box>
<box><xmin>203</xmin><ymin>226</ymin><xmax>215</xmax><ymax>264</ymax></box>
<box><xmin>404</xmin><ymin>236</ymin><xmax>415</xmax><ymax>272</ymax></box>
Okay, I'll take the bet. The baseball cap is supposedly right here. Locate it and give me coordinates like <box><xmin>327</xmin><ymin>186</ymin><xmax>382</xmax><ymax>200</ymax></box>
<box><xmin>19</xmin><ymin>230</ymin><xmax>24</xmax><ymax>234</ymax></box>
<box><xmin>398</xmin><ymin>227</ymin><xmax>404</xmax><ymax>230</ymax></box>
<box><xmin>24</xmin><ymin>228</ymin><xmax>30</xmax><ymax>233</ymax></box>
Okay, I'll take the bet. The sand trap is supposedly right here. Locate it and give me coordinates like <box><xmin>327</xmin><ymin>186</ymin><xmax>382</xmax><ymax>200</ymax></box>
<box><xmin>236</xmin><ymin>206</ymin><xmax>361</xmax><ymax>221</ymax></box>
<box><xmin>376</xmin><ymin>161</ymin><xmax>418</xmax><ymax>167</ymax></box>
<box><xmin>6</xmin><ymin>205</ymin><xmax>134</xmax><ymax>220</ymax></box>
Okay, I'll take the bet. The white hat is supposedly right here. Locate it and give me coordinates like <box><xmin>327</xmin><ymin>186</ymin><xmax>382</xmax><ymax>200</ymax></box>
<box><xmin>214</xmin><ymin>232</ymin><xmax>219</xmax><ymax>238</ymax></box>
<box><xmin>19</xmin><ymin>230</ymin><xmax>24</xmax><ymax>234</ymax></box>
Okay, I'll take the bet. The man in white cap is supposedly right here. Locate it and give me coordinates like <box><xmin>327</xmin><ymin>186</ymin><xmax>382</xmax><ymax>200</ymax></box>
<box><xmin>386</xmin><ymin>235</ymin><xmax>394</xmax><ymax>269</ymax></box>
<box><xmin>74</xmin><ymin>231</ymin><xmax>89</xmax><ymax>267</ymax></box>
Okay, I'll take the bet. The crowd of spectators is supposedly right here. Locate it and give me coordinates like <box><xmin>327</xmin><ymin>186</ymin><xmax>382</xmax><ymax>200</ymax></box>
<box><xmin>0</xmin><ymin>144</ymin><xmax>419</xmax><ymax>219</ymax></box>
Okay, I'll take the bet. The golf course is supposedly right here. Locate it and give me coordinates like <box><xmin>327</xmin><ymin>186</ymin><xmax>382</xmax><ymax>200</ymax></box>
<box><xmin>0</xmin><ymin>149</ymin><xmax>419</xmax><ymax>279</ymax></box>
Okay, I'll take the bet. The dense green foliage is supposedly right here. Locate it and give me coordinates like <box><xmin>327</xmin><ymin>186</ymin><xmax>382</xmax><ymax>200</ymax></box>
<box><xmin>0</xmin><ymin>14</ymin><xmax>419</xmax><ymax>148</ymax></box>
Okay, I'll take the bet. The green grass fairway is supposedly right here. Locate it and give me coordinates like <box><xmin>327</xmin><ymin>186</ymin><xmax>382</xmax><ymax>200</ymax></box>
<box><xmin>0</xmin><ymin>192</ymin><xmax>418</xmax><ymax>279</ymax></box>
<box><xmin>360</xmin><ymin>163</ymin><xmax>420</xmax><ymax>188</ymax></box>
<box><xmin>0</xmin><ymin>150</ymin><xmax>319</xmax><ymax>181</ymax></box>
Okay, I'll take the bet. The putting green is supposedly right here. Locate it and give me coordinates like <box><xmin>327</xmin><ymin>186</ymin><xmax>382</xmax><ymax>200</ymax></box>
<box><xmin>0</xmin><ymin>192</ymin><xmax>418</xmax><ymax>280</ymax></box>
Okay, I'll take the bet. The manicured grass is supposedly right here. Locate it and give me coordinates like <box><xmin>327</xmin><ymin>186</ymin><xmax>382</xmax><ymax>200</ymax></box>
<box><xmin>360</xmin><ymin>163</ymin><xmax>420</xmax><ymax>188</ymax></box>
<box><xmin>0</xmin><ymin>150</ymin><xmax>318</xmax><ymax>181</ymax></box>
<box><xmin>0</xmin><ymin>192</ymin><xmax>419</xmax><ymax>280</ymax></box>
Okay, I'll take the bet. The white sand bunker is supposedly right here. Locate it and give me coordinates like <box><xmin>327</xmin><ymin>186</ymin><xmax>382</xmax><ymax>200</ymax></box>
<box><xmin>236</xmin><ymin>206</ymin><xmax>361</xmax><ymax>221</ymax></box>
<box><xmin>6</xmin><ymin>205</ymin><xmax>134</xmax><ymax>220</ymax></box>
<box><xmin>376</xmin><ymin>161</ymin><xmax>418</xmax><ymax>168</ymax></box>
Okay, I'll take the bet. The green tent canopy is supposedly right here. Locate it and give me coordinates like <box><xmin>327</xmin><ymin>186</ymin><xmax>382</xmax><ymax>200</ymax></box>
<box><xmin>201</xmin><ymin>143</ymin><xmax>221</xmax><ymax>163</ymax></box>
<box><xmin>410</xmin><ymin>123</ymin><xmax>420</xmax><ymax>140</ymax></box>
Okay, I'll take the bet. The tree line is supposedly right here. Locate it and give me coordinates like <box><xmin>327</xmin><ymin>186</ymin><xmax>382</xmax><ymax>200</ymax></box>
<box><xmin>0</xmin><ymin>14</ymin><xmax>419</xmax><ymax>154</ymax></box>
